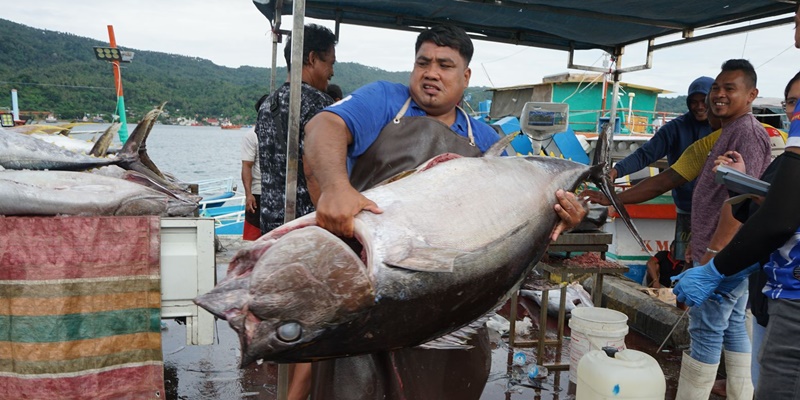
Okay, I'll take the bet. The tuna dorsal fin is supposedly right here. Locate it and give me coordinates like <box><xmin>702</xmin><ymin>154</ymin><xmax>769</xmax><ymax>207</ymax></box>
<box><xmin>483</xmin><ymin>130</ymin><xmax>519</xmax><ymax>157</ymax></box>
<box><xmin>383</xmin><ymin>241</ymin><xmax>471</xmax><ymax>272</ymax></box>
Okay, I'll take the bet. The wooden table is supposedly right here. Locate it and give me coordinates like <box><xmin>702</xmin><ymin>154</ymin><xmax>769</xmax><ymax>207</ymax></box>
<box><xmin>506</xmin><ymin>231</ymin><xmax>627</xmax><ymax>372</ymax></box>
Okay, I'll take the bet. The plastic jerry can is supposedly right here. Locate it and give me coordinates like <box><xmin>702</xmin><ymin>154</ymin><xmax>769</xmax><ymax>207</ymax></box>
<box><xmin>576</xmin><ymin>347</ymin><xmax>665</xmax><ymax>399</ymax></box>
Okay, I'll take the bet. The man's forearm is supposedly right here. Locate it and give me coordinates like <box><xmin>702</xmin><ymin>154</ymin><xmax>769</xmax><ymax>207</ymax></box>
<box><xmin>242</xmin><ymin>161</ymin><xmax>254</xmax><ymax>197</ymax></box>
<box><xmin>706</xmin><ymin>203</ymin><xmax>741</xmax><ymax>253</ymax></box>
<box><xmin>618</xmin><ymin>168</ymin><xmax>687</xmax><ymax>204</ymax></box>
<box><xmin>303</xmin><ymin>113</ymin><xmax>352</xmax><ymax>205</ymax></box>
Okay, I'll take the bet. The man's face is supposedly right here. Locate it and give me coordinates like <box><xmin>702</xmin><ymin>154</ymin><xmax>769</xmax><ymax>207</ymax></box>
<box><xmin>687</xmin><ymin>93</ymin><xmax>708</xmax><ymax>122</ymax></box>
<box><xmin>709</xmin><ymin>70</ymin><xmax>757</xmax><ymax>124</ymax></box>
<box><xmin>307</xmin><ymin>47</ymin><xmax>336</xmax><ymax>92</ymax></box>
<box><xmin>409</xmin><ymin>41</ymin><xmax>471</xmax><ymax>117</ymax></box>
<box><xmin>784</xmin><ymin>80</ymin><xmax>800</xmax><ymax>119</ymax></box>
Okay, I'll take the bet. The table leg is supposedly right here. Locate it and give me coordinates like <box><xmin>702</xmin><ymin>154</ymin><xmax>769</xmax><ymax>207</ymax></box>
<box><xmin>592</xmin><ymin>273</ymin><xmax>604</xmax><ymax>306</ymax></box>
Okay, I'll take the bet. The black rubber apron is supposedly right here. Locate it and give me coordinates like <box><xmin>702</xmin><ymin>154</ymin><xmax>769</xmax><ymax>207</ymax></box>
<box><xmin>348</xmin><ymin>97</ymin><xmax>482</xmax><ymax>191</ymax></box>
<box><xmin>311</xmin><ymin>98</ymin><xmax>491</xmax><ymax>400</ymax></box>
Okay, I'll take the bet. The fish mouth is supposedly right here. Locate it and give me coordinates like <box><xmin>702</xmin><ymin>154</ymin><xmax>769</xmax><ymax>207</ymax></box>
<box><xmin>236</xmin><ymin>224</ymin><xmax>376</xmax><ymax>364</ymax></box>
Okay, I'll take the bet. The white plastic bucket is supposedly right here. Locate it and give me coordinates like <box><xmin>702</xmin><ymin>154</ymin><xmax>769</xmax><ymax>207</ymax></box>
<box><xmin>568</xmin><ymin>307</ymin><xmax>629</xmax><ymax>383</ymax></box>
<box><xmin>576</xmin><ymin>348</ymin><xmax>666</xmax><ymax>399</ymax></box>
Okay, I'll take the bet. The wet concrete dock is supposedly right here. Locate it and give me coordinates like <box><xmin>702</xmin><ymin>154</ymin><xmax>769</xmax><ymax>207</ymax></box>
<box><xmin>161</xmin><ymin>236</ymin><xmax>724</xmax><ymax>399</ymax></box>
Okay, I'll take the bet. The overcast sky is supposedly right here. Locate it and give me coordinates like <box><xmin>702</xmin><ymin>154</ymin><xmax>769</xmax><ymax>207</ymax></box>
<box><xmin>4</xmin><ymin>0</ymin><xmax>800</xmax><ymax>100</ymax></box>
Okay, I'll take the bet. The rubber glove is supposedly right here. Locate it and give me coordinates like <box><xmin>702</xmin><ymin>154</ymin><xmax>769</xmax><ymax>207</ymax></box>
<box><xmin>670</xmin><ymin>259</ymin><xmax>724</xmax><ymax>307</ymax></box>
<box><xmin>709</xmin><ymin>263</ymin><xmax>761</xmax><ymax>302</ymax></box>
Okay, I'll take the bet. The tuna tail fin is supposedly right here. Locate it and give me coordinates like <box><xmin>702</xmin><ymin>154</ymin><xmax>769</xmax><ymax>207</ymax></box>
<box><xmin>117</xmin><ymin>103</ymin><xmax>167</xmax><ymax>176</ymax></box>
<box><xmin>588</xmin><ymin>122</ymin><xmax>650</xmax><ymax>254</ymax></box>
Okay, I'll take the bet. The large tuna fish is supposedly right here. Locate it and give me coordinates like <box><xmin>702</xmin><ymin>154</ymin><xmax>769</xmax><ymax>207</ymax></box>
<box><xmin>0</xmin><ymin>107</ymin><xmax>158</xmax><ymax>172</ymax></box>
<box><xmin>0</xmin><ymin>170</ymin><xmax>183</xmax><ymax>216</ymax></box>
<box><xmin>195</xmin><ymin>151</ymin><xmax>642</xmax><ymax>366</ymax></box>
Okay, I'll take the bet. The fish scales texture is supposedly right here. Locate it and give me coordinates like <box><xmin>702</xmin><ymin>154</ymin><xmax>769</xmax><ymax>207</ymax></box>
<box><xmin>0</xmin><ymin>129</ymin><xmax>130</xmax><ymax>171</ymax></box>
<box><xmin>0</xmin><ymin>170</ymin><xmax>170</xmax><ymax>216</ymax></box>
<box><xmin>196</xmin><ymin>155</ymin><xmax>594</xmax><ymax>364</ymax></box>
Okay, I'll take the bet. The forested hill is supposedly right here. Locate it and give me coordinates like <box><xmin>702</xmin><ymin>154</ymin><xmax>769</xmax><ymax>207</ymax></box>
<box><xmin>0</xmin><ymin>18</ymin><xmax>683</xmax><ymax>123</ymax></box>
<box><xmin>0</xmin><ymin>18</ymin><xmax>420</xmax><ymax>123</ymax></box>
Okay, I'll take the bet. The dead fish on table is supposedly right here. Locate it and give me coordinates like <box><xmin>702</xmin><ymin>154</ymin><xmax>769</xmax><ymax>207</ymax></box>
<box><xmin>195</xmin><ymin>149</ymin><xmax>645</xmax><ymax>366</ymax></box>
<box><xmin>519</xmin><ymin>282</ymin><xmax>594</xmax><ymax>318</ymax></box>
<box><xmin>0</xmin><ymin>170</ymin><xmax>181</xmax><ymax>216</ymax></box>
<box><xmin>0</xmin><ymin>107</ymin><xmax>159</xmax><ymax>172</ymax></box>
<box><xmin>28</xmin><ymin>123</ymin><xmax>121</xmax><ymax>156</ymax></box>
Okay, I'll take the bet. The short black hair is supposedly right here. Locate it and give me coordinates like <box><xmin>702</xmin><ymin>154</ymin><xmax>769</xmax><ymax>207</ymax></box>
<box><xmin>721</xmin><ymin>59</ymin><xmax>757</xmax><ymax>88</ymax></box>
<box><xmin>284</xmin><ymin>24</ymin><xmax>337</xmax><ymax>72</ymax></box>
<box><xmin>326</xmin><ymin>84</ymin><xmax>343</xmax><ymax>100</ymax></box>
<box><xmin>415</xmin><ymin>25</ymin><xmax>474</xmax><ymax>66</ymax></box>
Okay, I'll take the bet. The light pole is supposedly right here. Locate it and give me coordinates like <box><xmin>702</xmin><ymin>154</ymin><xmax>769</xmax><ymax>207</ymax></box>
<box><xmin>627</xmin><ymin>92</ymin><xmax>636</xmax><ymax>131</ymax></box>
<box><xmin>93</xmin><ymin>25</ymin><xmax>134</xmax><ymax>143</ymax></box>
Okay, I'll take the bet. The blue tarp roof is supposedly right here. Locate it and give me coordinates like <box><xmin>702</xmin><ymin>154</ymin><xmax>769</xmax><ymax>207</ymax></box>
<box><xmin>255</xmin><ymin>0</ymin><xmax>796</xmax><ymax>53</ymax></box>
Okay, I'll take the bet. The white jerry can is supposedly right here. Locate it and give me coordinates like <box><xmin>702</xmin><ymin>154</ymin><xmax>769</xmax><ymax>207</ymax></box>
<box><xmin>576</xmin><ymin>347</ymin><xmax>666</xmax><ymax>400</ymax></box>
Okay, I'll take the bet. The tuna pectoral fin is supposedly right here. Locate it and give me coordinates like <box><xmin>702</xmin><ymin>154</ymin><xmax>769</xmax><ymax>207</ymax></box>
<box><xmin>384</xmin><ymin>244</ymin><xmax>471</xmax><ymax>272</ymax></box>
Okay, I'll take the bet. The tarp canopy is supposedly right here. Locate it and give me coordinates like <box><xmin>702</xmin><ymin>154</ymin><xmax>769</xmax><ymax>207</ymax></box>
<box><xmin>256</xmin><ymin>0</ymin><xmax>796</xmax><ymax>54</ymax></box>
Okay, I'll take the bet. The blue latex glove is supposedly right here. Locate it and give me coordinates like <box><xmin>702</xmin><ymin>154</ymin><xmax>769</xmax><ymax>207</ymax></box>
<box><xmin>709</xmin><ymin>263</ymin><xmax>761</xmax><ymax>302</ymax></box>
<box><xmin>670</xmin><ymin>259</ymin><xmax>724</xmax><ymax>307</ymax></box>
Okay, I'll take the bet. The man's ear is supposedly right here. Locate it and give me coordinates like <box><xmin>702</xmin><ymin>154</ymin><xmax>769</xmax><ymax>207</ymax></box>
<box><xmin>306</xmin><ymin>51</ymin><xmax>316</xmax><ymax>66</ymax></box>
<box><xmin>464</xmin><ymin>67</ymin><xmax>471</xmax><ymax>88</ymax></box>
<box><xmin>749</xmin><ymin>87</ymin><xmax>759</xmax><ymax>104</ymax></box>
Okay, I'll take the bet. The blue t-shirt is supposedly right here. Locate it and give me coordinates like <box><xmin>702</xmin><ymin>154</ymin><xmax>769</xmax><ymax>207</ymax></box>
<box><xmin>322</xmin><ymin>81</ymin><xmax>501</xmax><ymax>170</ymax></box>
<box><xmin>789</xmin><ymin>102</ymin><xmax>800</xmax><ymax>148</ymax></box>
<box><xmin>762</xmin><ymin>229</ymin><xmax>800</xmax><ymax>299</ymax></box>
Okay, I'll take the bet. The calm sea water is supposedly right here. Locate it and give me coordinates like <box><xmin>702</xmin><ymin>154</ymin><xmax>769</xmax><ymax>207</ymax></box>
<box><xmin>73</xmin><ymin>123</ymin><xmax>248</xmax><ymax>187</ymax></box>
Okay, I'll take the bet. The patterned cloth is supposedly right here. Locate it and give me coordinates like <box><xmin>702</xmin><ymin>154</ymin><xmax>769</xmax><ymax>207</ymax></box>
<box><xmin>255</xmin><ymin>82</ymin><xmax>333</xmax><ymax>233</ymax></box>
<box><xmin>0</xmin><ymin>216</ymin><xmax>164</xmax><ymax>399</ymax></box>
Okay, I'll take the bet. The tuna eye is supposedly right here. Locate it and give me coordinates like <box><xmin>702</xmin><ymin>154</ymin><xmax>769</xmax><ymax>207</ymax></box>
<box><xmin>277</xmin><ymin>322</ymin><xmax>302</xmax><ymax>342</ymax></box>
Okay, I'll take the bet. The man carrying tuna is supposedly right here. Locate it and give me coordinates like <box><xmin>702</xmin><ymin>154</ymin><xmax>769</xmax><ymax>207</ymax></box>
<box><xmin>302</xmin><ymin>24</ymin><xmax>586</xmax><ymax>400</ymax></box>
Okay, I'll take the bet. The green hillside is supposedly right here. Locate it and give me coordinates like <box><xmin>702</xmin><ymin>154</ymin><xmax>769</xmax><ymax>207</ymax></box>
<box><xmin>0</xmin><ymin>18</ymin><xmax>464</xmax><ymax>124</ymax></box>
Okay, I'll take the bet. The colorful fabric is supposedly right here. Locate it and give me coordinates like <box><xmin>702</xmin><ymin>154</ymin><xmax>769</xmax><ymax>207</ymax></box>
<box><xmin>0</xmin><ymin>216</ymin><xmax>164</xmax><ymax>400</ymax></box>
